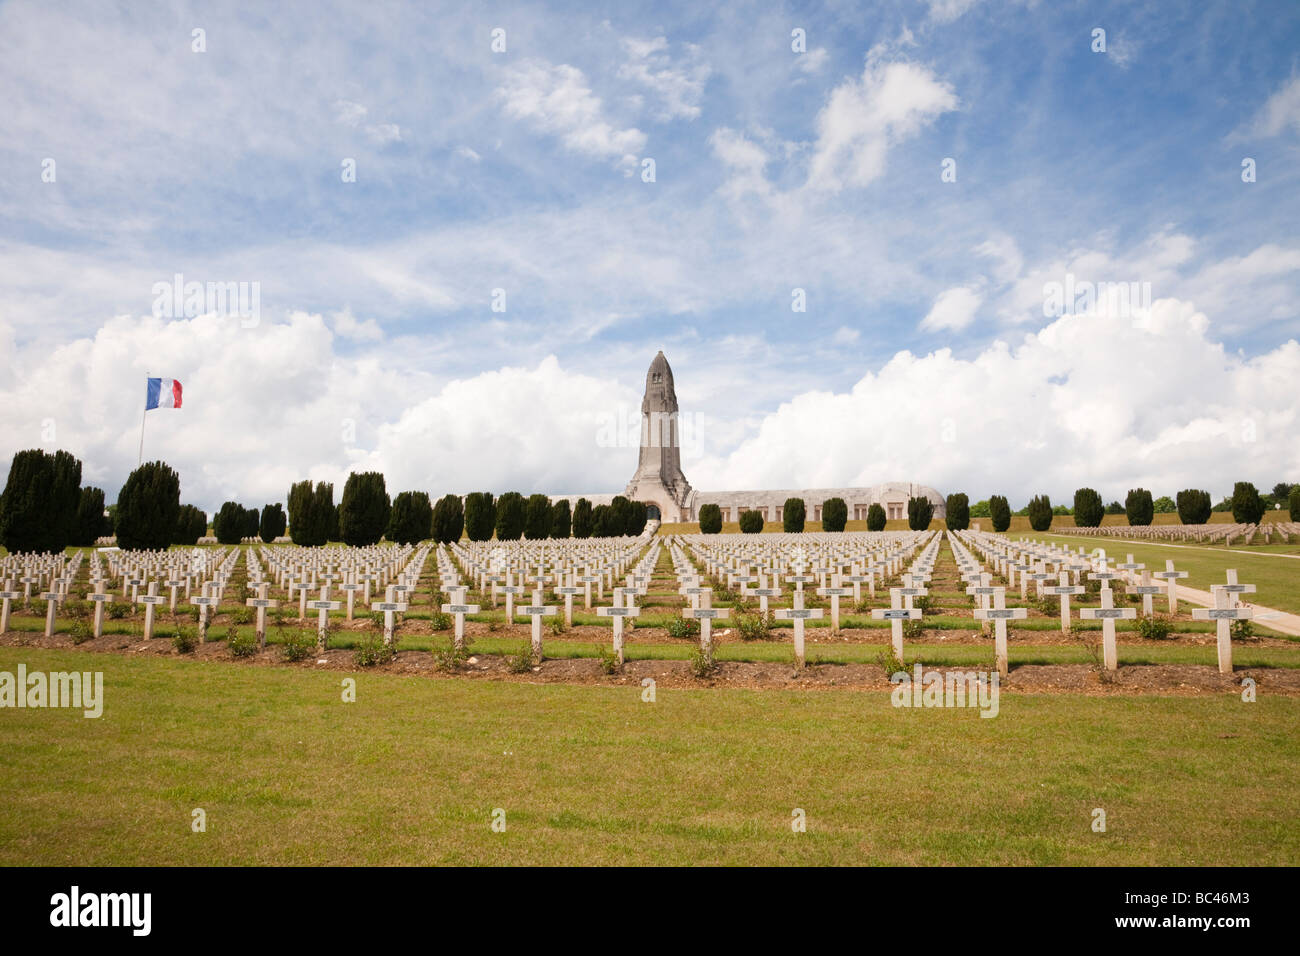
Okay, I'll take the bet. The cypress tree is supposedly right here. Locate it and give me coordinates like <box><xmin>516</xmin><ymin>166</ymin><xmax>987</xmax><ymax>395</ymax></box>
<box><xmin>821</xmin><ymin>497</ymin><xmax>847</xmax><ymax>533</ymax></box>
<box><xmin>463</xmin><ymin>492</ymin><xmax>496</xmax><ymax>542</ymax></box>
<box><xmin>698</xmin><ymin>503</ymin><xmax>722</xmax><ymax>534</ymax></box>
<box><xmin>260</xmin><ymin>503</ymin><xmax>287</xmax><ymax>542</ymax></box>
<box><xmin>783</xmin><ymin>497</ymin><xmax>806</xmax><ymax>533</ymax></box>
<box><xmin>115</xmin><ymin>461</ymin><xmax>181</xmax><ymax>551</ymax></box>
<box><xmin>571</xmin><ymin>498</ymin><xmax>593</xmax><ymax>538</ymax></box>
<box><xmin>338</xmin><ymin>472</ymin><xmax>390</xmax><ymax>546</ymax></box>
<box><xmin>866</xmin><ymin>503</ymin><xmax>886</xmax><ymax>531</ymax></box>
<box><xmin>494</xmin><ymin>492</ymin><xmax>526</xmax><ymax>540</ymax></box>
<box><xmin>523</xmin><ymin>494</ymin><xmax>551</xmax><ymax>540</ymax></box>
<box><xmin>1073</xmin><ymin>488</ymin><xmax>1104</xmax><ymax>528</ymax></box>
<box><xmin>989</xmin><ymin>495</ymin><xmax>1011</xmax><ymax>532</ymax></box>
<box><xmin>945</xmin><ymin>493</ymin><xmax>970</xmax><ymax>531</ymax></box>
<box><xmin>549</xmin><ymin>500</ymin><xmax>572</xmax><ymax>538</ymax></box>
<box><xmin>430</xmin><ymin>493</ymin><xmax>464</xmax><ymax>543</ymax></box>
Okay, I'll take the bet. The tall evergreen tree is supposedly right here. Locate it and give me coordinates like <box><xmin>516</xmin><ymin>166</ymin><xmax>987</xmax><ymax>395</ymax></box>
<box><xmin>115</xmin><ymin>461</ymin><xmax>181</xmax><ymax>551</ymax></box>
<box><xmin>213</xmin><ymin>501</ymin><xmax>247</xmax><ymax>544</ymax></box>
<box><xmin>866</xmin><ymin>503</ymin><xmax>886</xmax><ymax>531</ymax></box>
<box><xmin>430</xmin><ymin>493</ymin><xmax>464</xmax><ymax>543</ymax></box>
<box><xmin>1125</xmin><ymin>488</ymin><xmax>1154</xmax><ymax>526</ymax></box>
<box><xmin>1073</xmin><ymin>487</ymin><xmax>1104</xmax><ymax>527</ymax></box>
<box><xmin>988</xmin><ymin>495</ymin><xmax>1011</xmax><ymax>532</ymax></box>
<box><xmin>549</xmin><ymin>499</ymin><xmax>571</xmax><ymax>538</ymax></box>
<box><xmin>523</xmin><ymin>494</ymin><xmax>551</xmax><ymax>540</ymax></box>
<box><xmin>73</xmin><ymin>486</ymin><xmax>107</xmax><ymax>546</ymax></box>
<box><xmin>338</xmin><ymin>472</ymin><xmax>391</xmax><ymax>546</ymax></box>
<box><xmin>1026</xmin><ymin>494</ymin><xmax>1053</xmax><ymax>531</ymax></box>
<box><xmin>821</xmin><ymin>497</ymin><xmax>847</xmax><ymax>533</ymax></box>
<box><xmin>260</xmin><ymin>503</ymin><xmax>287</xmax><ymax>542</ymax></box>
<box><xmin>783</xmin><ymin>497</ymin><xmax>806</xmax><ymax>533</ymax></box>
<box><xmin>907</xmin><ymin>495</ymin><xmax>934</xmax><ymax>530</ymax></box>
<box><xmin>390</xmin><ymin>491</ymin><xmax>434</xmax><ymax>544</ymax></box>
<box><xmin>0</xmin><ymin>449</ymin><xmax>83</xmax><ymax>553</ymax></box>
<box><xmin>463</xmin><ymin>492</ymin><xmax>496</xmax><ymax>541</ymax></box>
<box><xmin>494</xmin><ymin>492</ymin><xmax>526</xmax><ymax>540</ymax></box>
<box><xmin>697</xmin><ymin>503</ymin><xmax>722</xmax><ymax>534</ymax></box>
<box><xmin>945</xmin><ymin>493</ymin><xmax>970</xmax><ymax>531</ymax></box>
<box><xmin>1230</xmin><ymin>481</ymin><xmax>1266</xmax><ymax>524</ymax></box>
<box><xmin>571</xmin><ymin>497</ymin><xmax>593</xmax><ymax>538</ymax></box>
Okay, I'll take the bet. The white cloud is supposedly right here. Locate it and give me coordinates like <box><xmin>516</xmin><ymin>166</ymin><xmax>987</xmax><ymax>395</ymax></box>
<box><xmin>690</xmin><ymin>300</ymin><xmax>1300</xmax><ymax>504</ymax></box>
<box><xmin>794</xmin><ymin>48</ymin><xmax>829</xmax><ymax>75</ymax></box>
<box><xmin>806</xmin><ymin>57</ymin><xmax>958</xmax><ymax>192</ymax></box>
<box><xmin>710</xmin><ymin>127</ymin><xmax>772</xmax><ymax>200</ymax></box>
<box><xmin>925</xmin><ymin>0</ymin><xmax>982</xmax><ymax>24</ymax></box>
<box><xmin>831</xmin><ymin>326</ymin><xmax>860</xmax><ymax>345</ymax></box>
<box><xmin>920</xmin><ymin>286</ymin><xmax>982</xmax><ymax>332</ymax></box>
<box><xmin>332</xmin><ymin>99</ymin><xmax>403</xmax><ymax>144</ymax></box>
<box><xmin>618</xmin><ymin>36</ymin><xmax>711</xmax><ymax>120</ymax></box>
<box><xmin>455</xmin><ymin>146</ymin><xmax>481</xmax><ymax>162</ymax></box>
<box><xmin>0</xmin><ymin>314</ymin><xmax>641</xmax><ymax>512</ymax></box>
<box><xmin>498</xmin><ymin>60</ymin><xmax>646</xmax><ymax>164</ymax></box>
<box><xmin>1251</xmin><ymin>74</ymin><xmax>1300</xmax><ymax>137</ymax></box>
<box><xmin>330</xmin><ymin>308</ymin><xmax>383</xmax><ymax>342</ymax></box>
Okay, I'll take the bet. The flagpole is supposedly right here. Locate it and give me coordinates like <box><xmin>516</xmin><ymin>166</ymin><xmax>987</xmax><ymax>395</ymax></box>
<box><xmin>138</xmin><ymin>374</ymin><xmax>149</xmax><ymax>467</ymax></box>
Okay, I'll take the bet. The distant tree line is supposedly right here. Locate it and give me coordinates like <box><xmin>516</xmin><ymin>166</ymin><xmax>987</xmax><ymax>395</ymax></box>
<box><xmin>1</xmin><ymin>449</ymin><xmax>1292</xmax><ymax>552</ymax></box>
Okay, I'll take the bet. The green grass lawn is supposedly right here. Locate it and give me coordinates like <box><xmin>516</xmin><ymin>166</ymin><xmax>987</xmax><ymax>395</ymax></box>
<box><xmin>1</xmin><ymin>646</ymin><xmax>1296</xmax><ymax>865</ymax></box>
<box><xmin>1027</xmin><ymin>532</ymin><xmax>1300</xmax><ymax>614</ymax></box>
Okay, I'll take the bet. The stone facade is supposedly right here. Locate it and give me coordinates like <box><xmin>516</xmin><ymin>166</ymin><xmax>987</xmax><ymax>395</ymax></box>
<box><xmin>554</xmin><ymin>352</ymin><xmax>945</xmax><ymax>524</ymax></box>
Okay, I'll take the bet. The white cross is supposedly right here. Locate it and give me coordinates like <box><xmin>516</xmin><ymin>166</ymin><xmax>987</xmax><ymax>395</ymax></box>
<box><xmin>1079</xmin><ymin>587</ymin><xmax>1136</xmax><ymax>670</ymax></box>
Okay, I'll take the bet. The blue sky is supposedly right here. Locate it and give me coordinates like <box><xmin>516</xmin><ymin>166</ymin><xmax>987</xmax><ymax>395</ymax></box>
<box><xmin>1</xmin><ymin>0</ymin><xmax>1298</xmax><ymax>513</ymax></box>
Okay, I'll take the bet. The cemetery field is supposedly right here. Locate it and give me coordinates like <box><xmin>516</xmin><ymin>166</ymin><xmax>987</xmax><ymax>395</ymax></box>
<box><xmin>1028</xmin><ymin>532</ymin><xmax>1300</xmax><ymax>614</ymax></box>
<box><xmin>1</xmin><ymin>645</ymin><xmax>1297</xmax><ymax>866</ymax></box>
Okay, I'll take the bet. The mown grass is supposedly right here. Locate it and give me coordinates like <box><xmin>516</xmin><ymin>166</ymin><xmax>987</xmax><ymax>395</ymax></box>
<box><xmin>1</xmin><ymin>646</ymin><xmax>1295</xmax><ymax>866</ymax></box>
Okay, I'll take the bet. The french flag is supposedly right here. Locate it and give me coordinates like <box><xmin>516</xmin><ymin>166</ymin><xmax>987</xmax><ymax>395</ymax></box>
<box><xmin>146</xmin><ymin>377</ymin><xmax>183</xmax><ymax>410</ymax></box>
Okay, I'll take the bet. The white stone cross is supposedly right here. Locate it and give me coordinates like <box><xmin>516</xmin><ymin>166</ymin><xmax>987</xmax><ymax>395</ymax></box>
<box><xmin>1192</xmin><ymin>584</ymin><xmax>1253</xmax><ymax>675</ymax></box>
<box><xmin>245</xmin><ymin>582</ymin><xmax>279</xmax><ymax>649</ymax></box>
<box><xmin>87</xmin><ymin>590</ymin><xmax>112</xmax><ymax>639</ymax></box>
<box><xmin>139</xmin><ymin>581</ymin><xmax>169</xmax><ymax>640</ymax></box>
<box><xmin>1151</xmin><ymin>559</ymin><xmax>1189</xmax><ymax>614</ymax></box>
<box><xmin>440</xmin><ymin>600</ymin><xmax>481</xmax><ymax>653</ymax></box>
<box><xmin>596</xmin><ymin>604</ymin><xmax>640</xmax><ymax>664</ymax></box>
<box><xmin>1079</xmin><ymin>587</ymin><xmax>1136</xmax><ymax>670</ymax></box>
<box><xmin>816</xmin><ymin>581</ymin><xmax>851</xmax><ymax>631</ymax></box>
<box><xmin>370</xmin><ymin>587</ymin><xmax>409</xmax><ymax>647</ymax></box>
<box><xmin>38</xmin><ymin>590</ymin><xmax>65</xmax><ymax>638</ymax></box>
<box><xmin>191</xmin><ymin>586</ymin><xmax>221</xmax><ymax>643</ymax></box>
<box><xmin>519</xmin><ymin>600</ymin><xmax>557</xmax><ymax>663</ymax></box>
<box><xmin>871</xmin><ymin>589</ymin><xmax>922</xmax><ymax>658</ymax></box>
<box><xmin>773</xmin><ymin>605</ymin><xmax>823</xmax><ymax>666</ymax></box>
<box><xmin>683</xmin><ymin>606</ymin><xmax>730</xmax><ymax>662</ymax></box>
<box><xmin>973</xmin><ymin>590</ymin><xmax>1026</xmax><ymax>678</ymax></box>
<box><xmin>0</xmin><ymin>580</ymin><xmax>19</xmax><ymax>635</ymax></box>
<box><xmin>1046</xmin><ymin>570</ymin><xmax>1085</xmax><ymax>634</ymax></box>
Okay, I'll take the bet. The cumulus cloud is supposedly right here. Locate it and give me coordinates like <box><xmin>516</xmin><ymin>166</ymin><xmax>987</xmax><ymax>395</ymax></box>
<box><xmin>689</xmin><ymin>299</ymin><xmax>1300</xmax><ymax>503</ymax></box>
<box><xmin>806</xmin><ymin>57</ymin><xmax>957</xmax><ymax>192</ymax></box>
<box><xmin>498</xmin><ymin>60</ymin><xmax>646</xmax><ymax>165</ymax></box>
<box><xmin>0</xmin><ymin>313</ymin><xmax>641</xmax><ymax>512</ymax></box>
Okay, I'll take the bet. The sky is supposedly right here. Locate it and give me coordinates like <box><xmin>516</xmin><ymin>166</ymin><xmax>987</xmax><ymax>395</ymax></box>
<box><xmin>1</xmin><ymin>0</ymin><xmax>1298</xmax><ymax>514</ymax></box>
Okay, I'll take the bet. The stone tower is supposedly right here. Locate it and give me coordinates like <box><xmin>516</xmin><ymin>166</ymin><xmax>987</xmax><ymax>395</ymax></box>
<box><xmin>624</xmin><ymin>350</ymin><xmax>693</xmax><ymax>521</ymax></box>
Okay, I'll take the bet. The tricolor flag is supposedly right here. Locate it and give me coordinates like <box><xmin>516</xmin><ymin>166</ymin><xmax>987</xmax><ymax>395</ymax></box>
<box><xmin>146</xmin><ymin>377</ymin><xmax>183</xmax><ymax>410</ymax></box>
